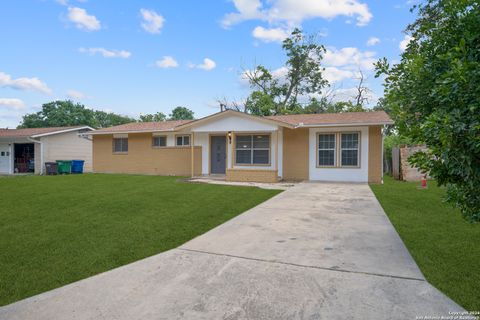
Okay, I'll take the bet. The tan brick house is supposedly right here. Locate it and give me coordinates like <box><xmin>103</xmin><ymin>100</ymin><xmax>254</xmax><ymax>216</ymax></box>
<box><xmin>89</xmin><ymin>110</ymin><xmax>393</xmax><ymax>183</ymax></box>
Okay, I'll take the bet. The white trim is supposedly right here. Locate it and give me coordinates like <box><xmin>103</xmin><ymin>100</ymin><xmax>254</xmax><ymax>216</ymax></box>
<box><xmin>175</xmin><ymin>110</ymin><xmax>294</xmax><ymax>130</ymax></box>
<box><xmin>89</xmin><ymin>128</ymin><xmax>177</xmax><ymax>135</ymax></box>
<box><xmin>27</xmin><ymin>137</ymin><xmax>44</xmax><ymax>175</ymax></box>
<box><xmin>113</xmin><ymin>133</ymin><xmax>128</xmax><ymax>138</ymax></box>
<box><xmin>30</xmin><ymin>126</ymin><xmax>94</xmax><ymax>138</ymax></box>
<box><xmin>297</xmin><ymin>121</ymin><xmax>393</xmax><ymax>128</ymax></box>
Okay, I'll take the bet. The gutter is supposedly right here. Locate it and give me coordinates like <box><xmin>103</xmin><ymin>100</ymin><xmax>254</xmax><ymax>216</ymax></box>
<box><xmin>294</xmin><ymin>121</ymin><xmax>394</xmax><ymax>128</ymax></box>
<box><xmin>27</xmin><ymin>137</ymin><xmax>44</xmax><ymax>175</ymax></box>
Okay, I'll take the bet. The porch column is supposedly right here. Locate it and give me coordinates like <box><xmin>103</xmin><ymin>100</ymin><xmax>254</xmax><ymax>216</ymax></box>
<box><xmin>275</xmin><ymin>130</ymin><xmax>279</xmax><ymax>172</ymax></box>
<box><xmin>190</xmin><ymin>132</ymin><xmax>195</xmax><ymax>177</ymax></box>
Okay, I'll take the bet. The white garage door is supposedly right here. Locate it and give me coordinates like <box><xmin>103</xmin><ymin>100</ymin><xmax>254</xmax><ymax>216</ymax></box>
<box><xmin>0</xmin><ymin>144</ymin><xmax>11</xmax><ymax>174</ymax></box>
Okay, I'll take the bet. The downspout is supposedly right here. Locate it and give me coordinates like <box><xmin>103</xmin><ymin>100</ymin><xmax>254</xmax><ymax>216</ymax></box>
<box><xmin>381</xmin><ymin>126</ymin><xmax>385</xmax><ymax>184</ymax></box>
<box><xmin>27</xmin><ymin>137</ymin><xmax>43</xmax><ymax>175</ymax></box>
<box><xmin>8</xmin><ymin>143</ymin><xmax>13</xmax><ymax>174</ymax></box>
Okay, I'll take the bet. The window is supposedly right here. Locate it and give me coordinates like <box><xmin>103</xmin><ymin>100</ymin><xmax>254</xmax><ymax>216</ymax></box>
<box><xmin>341</xmin><ymin>133</ymin><xmax>359</xmax><ymax>166</ymax></box>
<box><xmin>176</xmin><ymin>135</ymin><xmax>190</xmax><ymax>146</ymax></box>
<box><xmin>235</xmin><ymin>134</ymin><xmax>270</xmax><ymax>165</ymax></box>
<box><xmin>113</xmin><ymin>138</ymin><xmax>128</xmax><ymax>153</ymax></box>
<box><xmin>318</xmin><ymin>134</ymin><xmax>336</xmax><ymax>166</ymax></box>
<box><xmin>152</xmin><ymin>136</ymin><xmax>167</xmax><ymax>147</ymax></box>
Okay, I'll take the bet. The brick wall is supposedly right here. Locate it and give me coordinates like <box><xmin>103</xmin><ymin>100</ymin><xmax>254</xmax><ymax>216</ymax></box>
<box><xmin>400</xmin><ymin>145</ymin><xmax>428</xmax><ymax>182</ymax></box>
<box><xmin>226</xmin><ymin>169</ymin><xmax>278</xmax><ymax>183</ymax></box>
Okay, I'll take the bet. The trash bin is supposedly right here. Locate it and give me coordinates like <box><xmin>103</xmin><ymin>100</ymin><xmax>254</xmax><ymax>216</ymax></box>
<box><xmin>45</xmin><ymin>162</ymin><xmax>58</xmax><ymax>175</ymax></box>
<box><xmin>71</xmin><ymin>160</ymin><xmax>85</xmax><ymax>174</ymax></box>
<box><xmin>56</xmin><ymin>160</ymin><xmax>72</xmax><ymax>174</ymax></box>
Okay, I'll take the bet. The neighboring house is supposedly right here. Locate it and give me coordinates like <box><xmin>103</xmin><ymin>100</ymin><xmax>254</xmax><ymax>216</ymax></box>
<box><xmin>90</xmin><ymin>110</ymin><xmax>393</xmax><ymax>183</ymax></box>
<box><xmin>0</xmin><ymin>126</ymin><xmax>93</xmax><ymax>175</ymax></box>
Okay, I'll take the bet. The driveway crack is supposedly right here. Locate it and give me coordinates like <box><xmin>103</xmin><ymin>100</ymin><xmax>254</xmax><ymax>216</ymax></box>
<box><xmin>178</xmin><ymin>248</ymin><xmax>426</xmax><ymax>282</ymax></box>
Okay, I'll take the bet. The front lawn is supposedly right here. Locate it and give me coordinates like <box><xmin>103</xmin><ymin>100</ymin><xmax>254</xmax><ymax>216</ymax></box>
<box><xmin>0</xmin><ymin>174</ymin><xmax>281</xmax><ymax>306</ymax></box>
<box><xmin>370</xmin><ymin>176</ymin><xmax>479</xmax><ymax>311</ymax></box>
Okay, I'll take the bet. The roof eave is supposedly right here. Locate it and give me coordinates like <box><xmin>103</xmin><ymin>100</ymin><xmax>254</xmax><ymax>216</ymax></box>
<box><xmin>30</xmin><ymin>126</ymin><xmax>94</xmax><ymax>138</ymax></box>
<box><xmin>88</xmin><ymin>128</ymin><xmax>177</xmax><ymax>135</ymax></box>
<box><xmin>295</xmin><ymin>121</ymin><xmax>394</xmax><ymax>128</ymax></box>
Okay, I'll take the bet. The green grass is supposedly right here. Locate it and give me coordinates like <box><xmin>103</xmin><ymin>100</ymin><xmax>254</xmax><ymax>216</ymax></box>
<box><xmin>0</xmin><ymin>174</ymin><xmax>281</xmax><ymax>306</ymax></box>
<box><xmin>370</xmin><ymin>176</ymin><xmax>479</xmax><ymax>311</ymax></box>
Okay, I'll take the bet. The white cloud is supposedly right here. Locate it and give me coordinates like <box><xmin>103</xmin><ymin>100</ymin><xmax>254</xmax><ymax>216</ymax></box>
<box><xmin>222</xmin><ymin>0</ymin><xmax>372</xmax><ymax>28</ymax></box>
<box><xmin>66</xmin><ymin>90</ymin><xmax>90</xmax><ymax>99</ymax></box>
<box><xmin>79</xmin><ymin>47</ymin><xmax>131</xmax><ymax>58</ymax></box>
<box><xmin>56</xmin><ymin>0</ymin><xmax>68</xmax><ymax>5</ymax></box>
<box><xmin>67</xmin><ymin>7</ymin><xmax>101</xmax><ymax>31</ymax></box>
<box><xmin>0</xmin><ymin>98</ymin><xmax>25</xmax><ymax>110</ymax></box>
<box><xmin>0</xmin><ymin>71</ymin><xmax>52</xmax><ymax>94</ymax></box>
<box><xmin>323</xmin><ymin>47</ymin><xmax>377</xmax><ymax>71</ymax></box>
<box><xmin>252</xmin><ymin>26</ymin><xmax>289</xmax><ymax>42</ymax></box>
<box><xmin>323</xmin><ymin>67</ymin><xmax>355</xmax><ymax>83</ymax></box>
<box><xmin>140</xmin><ymin>9</ymin><xmax>164</xmax><ymax>34</ymax></box>
<box><xmin>366</xmin><ymin>37</ymin><xmax>380</xmax><ymax>46</ymax></box>
<box><xmin>190</xmin><ymin>58</ymin><xmax>216</xmax><ymax>71</ymax></box>
<box><xmin>399</xmin><ymin>35</ymin><xmax>413</xmax><ymax>51</ymax></box>
<box><xmin>155</xmin><ymin>56</ymin><xmax>178</xmax><ymax>68</ymax></box>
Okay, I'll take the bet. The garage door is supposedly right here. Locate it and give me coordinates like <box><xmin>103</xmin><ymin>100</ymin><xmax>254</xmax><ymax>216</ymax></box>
<box><xmin>0</xmin><ymin>144</ymin><xmax>11</xmax><ymax>174</ymax></box>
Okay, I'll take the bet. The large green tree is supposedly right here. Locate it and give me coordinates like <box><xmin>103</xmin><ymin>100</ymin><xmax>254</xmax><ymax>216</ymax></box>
<box><xmin>139</xmin><ymin>112</ymin><xmax>167</xmax><ymax>122</ymax></box>
<box><xmin>18</xmin><ymin>100</ymin><xmax>135</xmax><ymax>129</ymax></box>
<box><xmin>169</xmin><ymin>106</ymin><xmax>194</xmax><ymax>120</ymax></box>
<box><xmin>376</xmin><ymin>0</ymin><xmax>480</xmax><ymax>221</ymax></box>
<box><xmin>244</xmin><ymin>28</ymin><xmax>328</xmax><ymax>115</ymax></box>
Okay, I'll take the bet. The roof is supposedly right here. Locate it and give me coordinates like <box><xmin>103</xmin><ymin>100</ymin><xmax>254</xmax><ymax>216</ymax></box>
<box><xmin>89</xmin><ymin>110</ymin><xmax>393</xmax><ymax>135</ymax></box>
<box><xmin>0</xmin><ymin>126</ymin><xmax>92</xmax><ymax>139</ymax></box>
<box><xmin>266</xmin><ymin>111</ymin><xmax>393</xmax><ymax>127</ymax></box>
<box><xmin>90</xmin><ymin>120</ymin><xmax>193</xmax><ymax>135</ymax></box>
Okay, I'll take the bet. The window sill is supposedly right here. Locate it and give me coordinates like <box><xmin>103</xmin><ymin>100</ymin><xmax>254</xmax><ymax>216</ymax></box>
<box><xmin>113</xmin><ymin>152</ymin><xmax>128</xmax><ymax>155</ymax></box>
<box><xmin>235</xmin><ymin>163</ymin><xmax>271</xmax><ymax>167</ymax></box>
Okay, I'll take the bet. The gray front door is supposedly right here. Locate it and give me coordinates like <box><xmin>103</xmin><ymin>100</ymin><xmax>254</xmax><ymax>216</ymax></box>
<box><xmin>210</xmin><ymin>136</ymin><xmax>226</xmax><ymax>174</ymax></box>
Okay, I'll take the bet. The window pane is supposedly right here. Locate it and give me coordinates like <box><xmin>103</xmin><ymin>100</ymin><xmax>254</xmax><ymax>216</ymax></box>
<box><xmin>341</xmin><ymin>133</ymin><xmax>359</xmax><ymax>149</ymax></box>
<box><xmin>318</xmin><ymin>134</ymin><xmax>335</xmax><ymax>149</ymax></box>
<box><xmin>318</xmin><ymin>150</ymin><xmax>335</xmax><ymax>166</ymax></box>
<box><xmin>253</xmin><ymin>135</ymin><xmax>269</xmax><ymax>148</ymax></box>
<box><xmin>176</xmin><ymin>136</ymin><xmax>183</xmax><ymax>146</ymax></box>
<box><xmin>236</xmin><ymin>135</ymin><xmax>252</xmax><ymax>149</ymax></box>
<box><xmin>153</xmin><ymin>136</ymin><xmax>166</xmax><ymax>147</ymax></box>
<box><xmin>253</xmin><ymin>150</ymin><xmax>269</xmax><ymax>164</ymax></box>
<box><xmin>236</xmin><ymin>150</ymin><xmax>251</xmax><ymax>164</ymax></box>
<box><xmin>183</xmin><ymin>136</ymin><xmax>190</xmax><ymax>146</ymax></box>
<box><xmin>114</xmin><ymin>138</ymin><xmax>127</xmax><ymax>152</ymax></box>
<box><xmin>341</xmin><ymin>150</ymin><xmax>358</xmax><ymax>166</ymax></box>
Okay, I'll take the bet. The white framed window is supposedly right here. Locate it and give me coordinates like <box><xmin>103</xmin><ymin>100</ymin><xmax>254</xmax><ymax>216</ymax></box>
<box><xmin>176</xmin><ymin>135</ymin><xmax>190</xmax><ymax>146</ymax></box>
<box><xmin>152</xmin><ymin>136</ymin><xmax>167</xmax><ymax>147</ymax></box>
<box><xmin>235</xmin><ymin>134</ymin><xmax>270</xmax><ymax>165</ymax></box>
<box><xmin>340</xmin><ymin>133</ymin><xmax>360</xmax><ymax>167</ymax></box>
<box><xmin>113</xmin><ymin>138</ymin><xmax>128</xmax><ymax>153</ymax></box>
<box><xmin>317</xmin><ymin>133</ymin><xmax>336</xmax><ymax>167</ymax></box>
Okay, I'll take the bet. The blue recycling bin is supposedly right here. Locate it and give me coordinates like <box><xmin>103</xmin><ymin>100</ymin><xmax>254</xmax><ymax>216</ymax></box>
<box><xmin>71</xmin><ymin>160</ymin><xmax>85</xmax><ymax>174</ymax></box>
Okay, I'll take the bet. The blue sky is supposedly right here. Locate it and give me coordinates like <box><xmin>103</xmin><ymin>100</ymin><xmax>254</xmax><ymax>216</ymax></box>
<box><xmin>0</xmin><ymin>0</ymin><xmax>416</xmax><ymax>127</ymax></box>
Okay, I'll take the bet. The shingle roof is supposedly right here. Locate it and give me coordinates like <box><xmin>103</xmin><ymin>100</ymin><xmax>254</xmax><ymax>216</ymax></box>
<box><xmin>90</xmin><ymin>111</ymin><xmax>392</xmax><ymax>135</ymax></box>
<box><xmin>0</xmin><ymin>126</ymin><xmax>85</xmax><ymax>138</ymax></box>
<box><xmin>92</xmin><ymin>120</ymin><xmax>193</xmax><ymax>134</ymax></box>
<box><xmin>266</xmin><ymin>111</ymin><xmax>393</xmax><ymax>126</ymax></box>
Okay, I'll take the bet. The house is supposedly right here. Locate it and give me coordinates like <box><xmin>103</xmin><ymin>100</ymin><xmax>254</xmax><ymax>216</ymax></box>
<box><xmin>90</xmin><ymin>110</ymin><xmax>393</xmax><ymax>183</ymax></box>
<box><xmin>0</xmin><ymin>126</ymin><xmax>94</xmax><ymax>175</ymax></box>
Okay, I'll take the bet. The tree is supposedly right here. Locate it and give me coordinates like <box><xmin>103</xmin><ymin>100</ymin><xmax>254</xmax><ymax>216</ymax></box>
<box><xmin>169</xmin><ymin>106</ymin><xmax>194</xmax><ymax>120</ymax></box>
<box><xmin>139</xmin><ymin>112</ymin><xmax>167</xmax><ymax>122</ymax></box>
<box><xmin>244</xmin><ymin>28</ymin><xmax>329</xmax><ymax>115</ymax></box>
<box><xmin>18</xmin><ymin>100</ymin><xmax>134</xmax><ymax>129</ymax></box>
<box><xmin>375</xmin><ymin>0</ymin><xmax>480</xmax><ymax>221</ymax></box>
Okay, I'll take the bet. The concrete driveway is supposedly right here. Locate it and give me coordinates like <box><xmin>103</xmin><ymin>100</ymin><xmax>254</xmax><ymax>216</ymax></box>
<box><xmin>0</xmin><ymin>182</ymin><xmax>463</xmax><ymax>320</ymax></box>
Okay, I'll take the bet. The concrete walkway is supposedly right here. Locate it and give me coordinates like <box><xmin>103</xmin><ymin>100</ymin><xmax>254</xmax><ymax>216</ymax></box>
<box><xmin>0</xmin><ymin>183</ymin><xmax>464</xmax><ymax>320</ymax></box>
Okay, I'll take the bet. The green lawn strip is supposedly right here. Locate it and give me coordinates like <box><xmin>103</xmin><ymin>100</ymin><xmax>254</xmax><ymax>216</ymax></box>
<box><xmin>0</xmin><ymin>174</ymin><xmax>282</xmax><ymax>306</ymax></box>
<box><xmin>370</xmin><ymin>176</ymin><xmax>479</xmax><ymax>311</ymax></box>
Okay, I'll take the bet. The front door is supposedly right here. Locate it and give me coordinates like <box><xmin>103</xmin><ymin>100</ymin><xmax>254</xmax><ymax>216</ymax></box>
<box><xmin>0</xmin><ymin>144</ymin><xmax>11</xmax><ymax>174</ymax></box>
<box><xmin>210</xmin><ymin>136</ymin><xmax>226</xmax><ymax>174</ymax></box>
